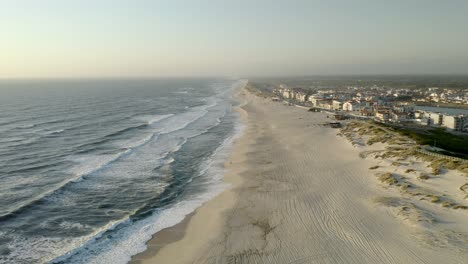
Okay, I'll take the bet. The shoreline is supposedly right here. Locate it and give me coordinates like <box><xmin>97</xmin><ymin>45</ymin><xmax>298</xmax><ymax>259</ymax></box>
<box><xmin>131</xmin><ymin>87</ymin><xmax>467</xmax><ymax>264</ymax></box>
<box><xmin>129</xmin><ymin>212</ymin><xmax>195</xmax><ymax>263</ymax></box>
<box><xmin>129</xmin><ymin>83</ymin><xmax>250</xmax><ymax>264</ymax></box>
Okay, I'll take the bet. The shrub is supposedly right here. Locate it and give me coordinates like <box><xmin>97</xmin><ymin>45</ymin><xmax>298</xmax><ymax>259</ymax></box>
<box><xmin>418</xmin><ymin>174</ymin><xmax>430</xmax><ymax>180</ymax></box>
<box><xmin>378</xmin><ymin>173</ymin><xmax>398</xmax><ymax>185</ymax></box>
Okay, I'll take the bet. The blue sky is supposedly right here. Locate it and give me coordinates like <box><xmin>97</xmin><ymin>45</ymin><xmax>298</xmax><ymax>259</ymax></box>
<box><xmin>1</xmin><ymin>0</ymin><xmax>468</xmax><ymax>78</ymax></box>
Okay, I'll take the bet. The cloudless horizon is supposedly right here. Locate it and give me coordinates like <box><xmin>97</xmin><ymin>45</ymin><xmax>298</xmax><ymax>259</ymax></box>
<box><xmin>1</xmin><ymin>0</ymin><xmax>468</xmax><ymax>78</ymax></box>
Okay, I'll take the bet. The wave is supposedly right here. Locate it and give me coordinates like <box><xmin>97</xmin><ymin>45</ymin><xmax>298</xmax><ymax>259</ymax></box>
<box><xmin>103</xmin><ymin>124</ymin><xmax>148</xmax><ymax>139</ymax></box>
<box><xmin>14</xmin><ymin>103</ymin><xmax>222</xmax><ymax>218</ymax></box>
<box><xmin>137</xmin><ymin>114</ymin><xmax>174</xmax><ymax>125</ymax></box>
<box><xmin>73</xmin><ymin>124</ymin><xmax>149</xmax><ymax>154</ymax></box>
<box><xmin>3</xmin><ymin>162</ymin><xmax>56</xmax><ymax>174</ymax></box>
<box><xmin>148</xmin><ymin>114</ymin><xmax>174</xmax><ymax>125</ymax></box>
<box><xmin>120</xmin><ymin>133</ymin><xmax>156</xmax><ymax>149</ymax></box>
<box><xmin>157</xmin><ymin>100</ymin><xmax>218</xmax><ymax>135</ymax></box>
<box><xmin>43</xmin><ymin>129</ymin><xmax>65</xmax><ymax>136</ymax></box>
<box><xmin>0</xmin><ymin>126</ymin><xmax>164</xmax><ymax>222</ymax></box>
<box><xmin>2</xmin><ymin>210</ymin><xmax>139</xmax><ymax>264</ymax></box>
<box><xmin>0</xmin><ymin>137</ymin><xmax>27</xmax><ymax>144</ymax></box>
<box><xmin>0</xmin><ymin>150</ymin><xmax>131</xmax><ymax>222</ymax></box>
<box><xmin>16</xmin><ymin>124</ymin><xmax>36</xmax><ymax>129</ymax></box>
<box><xmin>49</xmin><ymin>80</ymin><xmax>247</xmax><ymax>264</ymax></box>
<box><xmin>0</xmin><ymin>136</ymin><xmax>41</xmax><ymax>149</ymax></box>
<box><xmin>0</xmin><ymin>79</ymin><xmax>247</xmax><ymax>263</ymax></box>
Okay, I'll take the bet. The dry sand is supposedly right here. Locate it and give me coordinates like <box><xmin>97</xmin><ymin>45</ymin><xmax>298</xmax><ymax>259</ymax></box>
<box><xmin>131</xmin><ymin>89</ymin><xmax>467</xmax><ymax>264</ymax></box>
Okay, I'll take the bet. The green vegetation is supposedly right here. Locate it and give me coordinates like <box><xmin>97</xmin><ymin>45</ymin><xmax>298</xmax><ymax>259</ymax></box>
<box><xmin>378</xmin><ymin>172</ymin><xmax>399</xmax><ymax>185</ymax></box>
<box><xmin>377</xmin><ymin>123</ymin><xmax>468</xmax><ymax>157</ymax></box>
<box><xmin>343</xmin><ymin>121</ymin><xmax>468</xmax><ymax>176</ymax></box>
<box><xmin>431</xmin><ymin>163</ymin><xmax>442</xmax><ymax>175</ymax></box>
<box><xmin>418</xmin><ymin>174</ymin><xmax>430</xmax><ymax>180</ymax></box>
<box><xmin>426</xmin><ymin>195</ymin><xmax>440</xmax><ymax>203</ymax></box>
<box><xmin>441</xmin><ymin>201</ymin><xmax>453</xmax><ymax>207</ymax></box>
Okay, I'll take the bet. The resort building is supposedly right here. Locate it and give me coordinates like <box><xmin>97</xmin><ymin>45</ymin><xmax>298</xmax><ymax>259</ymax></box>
<box><xmin>332</xmin><ymin>100</ymin><xmax>343</xmax><ymax>111</ymax></box>
<box><xmin>425</xmin><ymin>112</ymin><xmax>443</xmax><ymax>126</ymax></box>
<box><xmin>443</xmin><ymin>115</ymin><xmax>468</xmax><ymax>132</ymax></box>
<box><xmin>375</xmin><ymin>111</ymin><xmax>390</xmax><ymax>121</ymax></box>
<box><xmin>343</xmin><ymin>101</ymin><xmax>366</xmax><ymax>111</ymax></box>
<box><xmin>390</xmin><ymin>112</ymin><xmax>408</xmax><ymax>122</ymax></box>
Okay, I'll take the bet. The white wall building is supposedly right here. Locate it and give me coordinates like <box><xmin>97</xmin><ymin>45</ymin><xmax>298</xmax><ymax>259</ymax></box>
<box><xmin>443</xmin><ymin>115</ymin><xmax>468</xmax><ymax>132</ymax></box>
<box><xmin>332</xmin><ymin>100</ymin><xmax>343</xmax><ymax>110</ymax></box>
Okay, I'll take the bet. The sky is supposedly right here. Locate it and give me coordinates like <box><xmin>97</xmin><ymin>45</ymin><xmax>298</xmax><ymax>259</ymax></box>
<box><xmin>1</xmin><ymin>0</ymin><xmax>468</xmax><ymax>78</ymax></box>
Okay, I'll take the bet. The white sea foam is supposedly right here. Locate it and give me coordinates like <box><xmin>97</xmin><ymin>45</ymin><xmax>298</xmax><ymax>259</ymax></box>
<box><xmin>115</xmin><ymin>133</ymin><xmax>156</xmax><ymax>150</ymax></box>
<box><xmin>156</xmin><ymin>100</ymin><xmax>218</xmax><ymax>135</ymax></box>
<box><xmin>137</xmin><ymin>114</ymin><xmax>174</xmax><ymax>125</ymax></box>
<box><xmin>68</xmin><ymin>151</ymin><xmax>131</xmax><ymax>180</ymax></box>
<box><xmin>57</xmin><ymin>114</ymin><xmax>244</xmax><ymax>264</ymax></box>
<box><xmin>44</xmin><ymin>129</ymin><xmax>65</xmax><ymax>135</ymax></box>
<box><xmin>0</xmin><ymin>149</ymin><xmax>130</xmax><ymax>223</ymax></box>
<box><xmin>49</xmin><ymin>79</ymin><xmax>247</xmax><ymax>264</ymax></box>
<box><xmin>0</xmin><ymin>79</ymin><xmax>247</xmax><ymax>264</ymax></box>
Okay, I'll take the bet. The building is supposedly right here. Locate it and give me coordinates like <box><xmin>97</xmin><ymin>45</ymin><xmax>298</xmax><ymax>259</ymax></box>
<box><xmin>375</xmin><ymin>111</ymin><xmax>390</xmax><ymax>121</ymax></box>
<box><xmin>391</xmin><ymin>112</ymin><xmax>408</xmax><ymax>122</ymax></box>
<box><xmin>425</xmin><ymin>112</ymin><xmax>443</xmax><ymax>126</ymax></box>
<box><xmin>332</xmin><ymin>100</ymin><xmax>343</xmax><ymax>111</ymax></box>
<box><xmin>360</xmin><ymin>108</ymin><xmax>374</xmax><ymax>117</ymax></box>
<box><xmin>318</xmin><ymin>99</ymin><xmax>333</xmax><ymax>110</ymax></box>
<box><xmin>414</xmin><ymin>111</ymin><xmax>425</xmax><ymax>119</ymax></box>
<box><xmin>393</xmin><ymin>103</ymin><xmax>414</xmax><ymax>113</ymax></box>
<box><xmin>309</xmin><ymin>96</ymin><xmax>324</xmax><ymax>107</ymax></box>
<box><xmin>443</xmin><ymin>115</ymin><xmax>468</xmax><ymax>132</ymax></box>
<box><xmin>293</xmin><ymin>88</ymin><xmax>308</xmax><ymax>102</ymax></box>
<box><xmin>342</xmin><ymin>100</ymin><xmax>366</xmax><ymax>111</ymax></box>
<box><xmin>280</xmin><ymin>88</ymin><xmax>292</xmax><ymax>99</ymax></box>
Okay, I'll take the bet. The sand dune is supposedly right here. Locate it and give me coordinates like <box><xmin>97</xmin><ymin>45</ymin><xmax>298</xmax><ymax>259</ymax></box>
<box><xmin>132</xmin><ymin>89</ymin><xmax>467</xmax><ymax>264</ymax></box>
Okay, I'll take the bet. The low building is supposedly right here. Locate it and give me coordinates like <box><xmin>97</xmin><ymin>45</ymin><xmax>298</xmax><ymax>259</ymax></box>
<box><xmin>425</xmin><ymin>112</ymin><xmax>443</xmax><ymax>126</ymax></box>
<box><xmin>318</xmin><ymin>99</ymin><xmax>333</xmax><ymax>110</ymax></box>
<box><xmin>375</xmin><ymin>111</ymin><xmax>390</xmax><ymax>121</ymax></box>
<box><xmin>391</xmin><ymin>112</ymin><xmax>408</xmax><ymax>122</ymax></box>
<box><xmin>443</xmin><ymin>115</ymin><xmax>468</xmax><ymax>132</ymax></box>
<box><xmin>295</xmin><ymin>91</ymin><xmax>307</xmax><ymax>102</ymax></box>
<box><xmin>309</xmin><ymin>97</ymin><xmax>324</xmax><ymax>107</ymax></box>
<box><xmin>393</xmin><ymin>103</ymin><xmax>415</xmax><ymax>113</ymax></box>
<box><xmin>281</xmin><ymin>89</ymin><xmax>291</xmax><ymax>99</ymax></box>
<box><xmin>360</xmin><ymin>108</ymin><xmax>374</xmax><ymax>117</ymax></box>
<box><xmin>414</xmin><ymin>111</ymin><xmax>425</xmax><ymax>119</ymax></box>
<box><xmin>342</xmin><ymin>100</ymin><xmax>366</xmax><ymax>111</ymax></box>
<box><xmin>332</xmin><ymin>100</ymin><xmax>343</xmax><ymax>111</ymax></box>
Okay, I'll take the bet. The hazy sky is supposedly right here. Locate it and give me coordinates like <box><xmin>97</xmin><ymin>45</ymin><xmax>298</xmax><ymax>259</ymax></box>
<box><xmin>1</xmin><ymin>0</ymin><xmax>468</xmax><ymax>78</ymax></box>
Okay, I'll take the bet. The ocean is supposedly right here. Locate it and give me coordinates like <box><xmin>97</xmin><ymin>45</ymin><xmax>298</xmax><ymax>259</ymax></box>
<box><xmin>0</xmin><ymin>78</ymin><xmax>246</xmax><ymax>264</ymax></box>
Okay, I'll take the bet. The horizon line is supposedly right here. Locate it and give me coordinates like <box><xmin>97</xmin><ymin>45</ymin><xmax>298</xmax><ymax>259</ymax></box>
<box><xmin>2</xmin><ymin>73</ymin><xmax>468</xmax><ymax>81</ymax></box>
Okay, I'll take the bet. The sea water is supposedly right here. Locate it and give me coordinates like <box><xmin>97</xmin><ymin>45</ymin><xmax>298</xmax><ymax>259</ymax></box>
<box><xmin>0</xmin><ymin>78</ymin><xmax>246</xmax><ymax>263</ymax></box>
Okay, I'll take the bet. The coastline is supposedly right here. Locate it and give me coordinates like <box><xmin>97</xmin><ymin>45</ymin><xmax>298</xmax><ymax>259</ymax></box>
<box><xmin>131</xmin><ymin>86</ymin><xmax>467</xmax><ymax>264</ymax></box>
<box><xmin>129</xmin><ymin>83</ymin><xmax>250</xmax><ymax>264</ymax></box>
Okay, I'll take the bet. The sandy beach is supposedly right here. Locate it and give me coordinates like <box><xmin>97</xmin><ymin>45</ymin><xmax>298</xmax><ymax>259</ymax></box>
<box><xmin>131</xmin><ymin>87</ymin><xmax>467</xmax><ymax>264</ymax></box>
